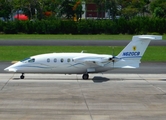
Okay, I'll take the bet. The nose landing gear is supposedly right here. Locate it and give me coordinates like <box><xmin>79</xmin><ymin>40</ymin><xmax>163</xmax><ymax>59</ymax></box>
<box><xmin>20</xmin><ymin>73</ymin><xmax>25</xmax><ymax>79</ymax></box>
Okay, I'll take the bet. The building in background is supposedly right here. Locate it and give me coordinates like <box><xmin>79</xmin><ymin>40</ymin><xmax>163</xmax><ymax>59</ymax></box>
<box><xmin>82</xmin><ymin>0</ymin><xmax>106</xmax><ymax>19</ymax></box>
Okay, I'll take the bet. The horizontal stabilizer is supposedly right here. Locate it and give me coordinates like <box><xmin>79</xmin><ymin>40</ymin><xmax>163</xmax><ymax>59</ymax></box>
<box><xmin>134</xmin><ymin>35</ymin><xmax>162</xmax><ymax>41</ymax></box>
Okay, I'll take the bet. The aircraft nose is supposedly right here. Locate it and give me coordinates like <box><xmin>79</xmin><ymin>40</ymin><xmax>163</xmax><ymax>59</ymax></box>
<box><xmin>4</xmin><ymin>68</ymin><xmax>8</xmax><ymax>72</ymax></box>
<box><xmin>4</xmin><ymin>67</ymin><xmax>17</xmax><ymax>72</ymax></box>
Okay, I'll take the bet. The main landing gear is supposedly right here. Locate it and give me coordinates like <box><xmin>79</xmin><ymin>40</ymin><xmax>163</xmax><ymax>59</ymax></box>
<box><xmin>20</xmin><ymin>73</ymin><xmax>25</xmax><ymax>79</ymax></box>
<box><xmin>82</xmin><ymin>74</ymin><xmax>89</xmax><ymax>80</ymax></box>
<box><xmin>19</xmin><ymin>73</ymin><xmax>89</xmax><ymax>80</ymax></box>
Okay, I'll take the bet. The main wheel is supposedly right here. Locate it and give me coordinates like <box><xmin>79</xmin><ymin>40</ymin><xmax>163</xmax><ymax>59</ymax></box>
<box><xmin>82</xmin><ymin>74</ymin><xmax>89</xmax><ymax>80</ymax></box>
<box><xmin>20</xmin><ymin>75</ymin><xmax>24</xmax><ymax>79</ymax></box>
<box><xmin>20</xmin><ymin>73</ymin><xmax>25</xmax><ymax>79</ymax></box>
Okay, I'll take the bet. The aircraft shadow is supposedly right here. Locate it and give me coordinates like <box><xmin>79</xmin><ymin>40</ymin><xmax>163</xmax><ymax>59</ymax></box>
<box><xmin>92</xmin><ymin>76</ymin><xmax>110</xmax><ymax>83</ymax></box>
<box><xmin>13</xmin><ymin>78</ymin><xmax>21</xmax><ymax>80</ymax></box>
<box><xmin>159</xmin><ymin>79</ymin><xmax>166</xmax><ymax>81</ymax></box>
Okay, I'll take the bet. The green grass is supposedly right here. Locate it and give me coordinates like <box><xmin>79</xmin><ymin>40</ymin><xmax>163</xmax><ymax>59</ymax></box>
<box><xmin>0</xmin><ymin>34</ymin><xmax>165</xmax><ymax>62</ymax></box>
<box><xmin>0</xmin><ymin>46</ymin><xmax>165</xmax><ymax>62</ymax></box>
<box><xmin>1</xmin><ymin>34</ymin><xmax>166</xmax><ymax>40</ymax></box>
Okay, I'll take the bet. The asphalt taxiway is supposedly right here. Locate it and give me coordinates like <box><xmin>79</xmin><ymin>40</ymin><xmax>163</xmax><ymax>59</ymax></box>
<box><xmin>0</xmin><ymin>40</ymin><xmax>165</xmax><ymax>46</ymax></box>
<box><xmin>0</xmin><ymin>73</ymin><xmax>166</xmax><ymax>120</ymax></box>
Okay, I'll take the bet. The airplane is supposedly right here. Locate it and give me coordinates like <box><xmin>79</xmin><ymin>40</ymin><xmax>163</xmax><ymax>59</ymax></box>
<box><xmin>4</xmin><ymin>35</ymin><xmax>162</xmax><ymax>80</ymax></box>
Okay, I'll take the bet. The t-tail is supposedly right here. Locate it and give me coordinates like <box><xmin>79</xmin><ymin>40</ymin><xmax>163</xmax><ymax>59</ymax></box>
<box><xmin>114</xmin><ymin>35</ymin><xmax>162</xmax><ymax>68</ymax></box>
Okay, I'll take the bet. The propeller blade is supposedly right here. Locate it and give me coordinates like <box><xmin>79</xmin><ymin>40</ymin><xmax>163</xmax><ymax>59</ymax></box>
<box><xmin>112</xmin><ymin>47</ymin><xmax>115</xmax><ymax>67</ymax></box>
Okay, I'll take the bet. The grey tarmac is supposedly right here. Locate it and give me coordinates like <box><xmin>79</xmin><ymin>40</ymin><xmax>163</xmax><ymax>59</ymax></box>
<box><xmin>0</xmin><ymin>73</ymin><xmax>166</xmax><ymax>120</ymax></box>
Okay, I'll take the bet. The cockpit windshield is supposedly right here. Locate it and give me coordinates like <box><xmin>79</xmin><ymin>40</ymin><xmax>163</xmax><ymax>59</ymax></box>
<box><xmin>21</xmin><ymin>58</ymin><xmax>35</xmax><ymax>63</ymax></box>
<box><xmin>21</xmin><ymin>58</ymin><xmax>30</xmax><ymax>62</ymax></box>
<box><xmin>28</xmin><ymin>58</ymin><xmax>35</xmax><ymax>63</ymax></box>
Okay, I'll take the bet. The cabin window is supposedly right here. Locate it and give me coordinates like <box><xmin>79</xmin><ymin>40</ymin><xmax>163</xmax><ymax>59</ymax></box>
<box><xmin>54</xmin><ymin>58</ymin><xmax>57</xmax><ymax>62</ymax></box>
<box><xmin>67</xmin><ymin>58</ymin><xmax>70</xmax><ymax>62</ymax></box>
<box><xmin>47</xmin><ymin>58</ymin><xmax>50</xmax><ymax>62</ymax></box>
<box><xmin>61</xmin><ymin>58</ymin><xmax>64</xmax><ymax>62</ymax></box>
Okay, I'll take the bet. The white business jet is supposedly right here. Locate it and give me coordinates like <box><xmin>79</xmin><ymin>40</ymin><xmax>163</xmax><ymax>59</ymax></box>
<box><xmin>4</xmin><ymin>35</ymin><xmax>162</xmax><ymax>79</ymax></box>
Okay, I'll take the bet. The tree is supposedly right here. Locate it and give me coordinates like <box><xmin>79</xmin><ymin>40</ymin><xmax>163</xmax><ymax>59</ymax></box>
<box><xmin>11</xmin><ymin>0</ymin><xmax>59</xmax><ymax>20</ymax></box>
<box><xmin>11</xmin><ymin>0</ymin><xmax>37</xmax><ymax>20</ymax></box>
<box><xmin>106</xmin><ymin>0</ymin><xmax>119</xmax><ymax>20</ymax></box>
<box><xmin>60</xmin><ymin>0</ymin><xmax>75</xmax><ymax>19</ymax></box>
<box><xmin>118</xmin><ymin>0</ymin><xmax>150</xmax><ymax>19</ymax></box>
<box><xmin>140</xmin><ymin>0</ymin><xmax>150</xmax><ymax>16</ymax></box>
<box><xmin>42</xmin><ymin>0</ymin><xmax>63</xmax><ymax>18</ymax></box>
<box><xmin>11</xmin><ymin>0</ymin><xmax>83</xmax><ymax>20</ymax></box>
<box><xmin>60</xmin><ymin>0</ymin><xmax>84</xmax><ymax>20</ymax></box>
<box><xmin>73</xmin><ymin>1</ymin><xmax>84</xmax><ymax>21</ymax></box>
<box><xmin>150</xmin><ymin>0</ymin><xmax>166</xmax><ymax>18</ymax></box>
<box><xmin>0</xmin><ymin>0</ymin><xmax>12</xmax><ymax>21</ymax></box>
<box><xmin>153</xmin><ymin>7</ymin><xmax>164</xmax><ymax>18</ymax></box>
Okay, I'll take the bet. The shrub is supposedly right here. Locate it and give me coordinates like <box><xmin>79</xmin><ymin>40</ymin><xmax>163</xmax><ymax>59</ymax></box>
<box><xmin>1</xmin><ymin>17</ymin><xmax>166</xmax><ymax>34</ymax></box>
<box><xmin>3</xmin><ymin>21</ymin><xmax>18</xmax><ymax>34</ymax></box>
<box><xmin>0</xmin><ymin>20</ymin><xmax>4</xmax><ymax>32</ymax></box>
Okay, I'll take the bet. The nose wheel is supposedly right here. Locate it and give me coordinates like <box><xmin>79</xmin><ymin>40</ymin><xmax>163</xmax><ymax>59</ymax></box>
<box><xmin>20</xmin><ymin>73</ymin><xmax>25</xmax><ymax>79</ymax></box>
<box><xmin>82</xmin><ymin>74</ymin><xmax>89</xmax><ymax>80</ymax></box>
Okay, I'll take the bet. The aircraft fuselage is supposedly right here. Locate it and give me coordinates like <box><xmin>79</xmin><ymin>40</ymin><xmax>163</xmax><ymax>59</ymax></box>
<box><xmin>5</xmin><ymin>53</ymin><xmax>113</xmax><ymax>74</ymax></box>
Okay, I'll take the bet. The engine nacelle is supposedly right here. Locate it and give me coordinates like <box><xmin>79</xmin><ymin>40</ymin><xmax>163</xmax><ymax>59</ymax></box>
<box><xmin>101</xmin><ymin>57</ymin><xmax>113</xmax><ymax>62</ymax></box>
<box><xmin>101</xmin><ymin>56</ymin><xmax>120</xmax><ymax>62</ymax></box>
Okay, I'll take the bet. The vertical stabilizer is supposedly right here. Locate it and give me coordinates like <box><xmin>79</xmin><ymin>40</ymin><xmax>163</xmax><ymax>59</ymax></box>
<box><xmin>115</xmin><ymin>35</ymin><xmax>162</xmax><ymax>68</ymax></box>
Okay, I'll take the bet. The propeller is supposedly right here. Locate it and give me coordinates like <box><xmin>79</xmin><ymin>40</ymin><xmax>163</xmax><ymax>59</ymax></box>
<box><xmin>112</xmin><ymin>47</ymin><xmax>115</xmax><ymax>67</ymax></box>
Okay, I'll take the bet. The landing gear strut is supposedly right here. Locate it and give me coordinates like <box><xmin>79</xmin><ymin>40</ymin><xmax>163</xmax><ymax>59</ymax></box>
<box><xmin>20</xmin><ymin>73</ymin><xmax>25</xmax><ymax>79</ymax></box>
<box><xmin>82</xmin><ymin>74</ymin><xmax>89</xmax><ymax>80</ymax></box>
